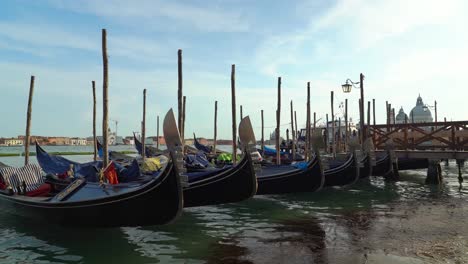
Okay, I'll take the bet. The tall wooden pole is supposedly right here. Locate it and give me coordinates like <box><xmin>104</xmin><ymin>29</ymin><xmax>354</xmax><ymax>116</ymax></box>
<box><xmin>24</xmin><ymin>75</ymin><xmax>35</xmax><ymax>166</ymax></box>
<box><xmin>102</xmin><ymin>29</ymin><xmax>109</xmax><ymax>168</ymax></box>
<box><xmin>290</xmin><ymin>100</ymin><xmax>296</xmax><ymax>160</ymax></box>
<box><xmin>213</xmin><ymin>101</ymin><xmax>218</xmax><ymax>154</ymax></box>
<box><xmin>392</xmin><ymin>108</ymin><xmax>395</xmax><ymax>125</ymax></box>
<box><xmin>178</xmin><ymin>49</ymin><xmax>183</xmax><ymax>137</ymax></box>
<box><xmin>231</xmin><ymin>64</ymin><xmax>237</xmax><ymax>163</ymax></box>
<box><xmin>306</xmin><ymin>82</ymin><xmax>311</xmax><ymax>160</ymax></box>
<box><xmin>325</xmin><ymin>114</ymin><xmax>329</xmax><ymax>153</ymax></box>
<box><xmin>345</xmin><ymin>98</ymin><xmax>348</xmax><ymax>151</ymax></box>
<box><xmin>331</xmin><ymin>91</ymin><xmax>335</xmax><ymax>158</ymax></box>
<box><xmin>156</xmin><ymin>115</ymin><xmax>160</xmax><ymax>149</ymax></box>
<box><xmin>372</xmin><ymin>99</ymin><xmax>376</xmax><ymax>126</ymax></box>
<box><xmin>294</xmin><ymin>111</ymin><xmax>298</xmax><ymax>145</ymax></box>
<box><xmin>240</xmin><ymin>105</ymin><xmax>243</xmax><ymax>120</ymax></box>
<box><xmin>261</xmin><ymin>109</ymin><xmax>264</xmax><ymax>154</ymax></box>
<box><xmin>313</xmin><ymin>112</ymin><xmax>316</xmax><ymax>131</ymax></box>
<box><xmin>92</xmin><ymin>80</ymin><xmax>97</xmax><ymax>161</ymax></box>
<box><xmin>276</xmin><ymin>77</ymin><xmax>282</xmax><ymax>165</ymax></box>
<box><xmin>142</xmin><ymin>89</ymin><xmax>147</xmax><ymax>161</ymax></box>
<box><xmin>359</xmin><ymin>73</ymin><xmax>365</xmax><ymax>145</ymax></box>
<box><xmin>338</xmin><ymin>117</ymin><xmax>341</xmax><ymax>153</ymax></box>
<box><xmin>367</xmin><ymin>101</ymin><xmax>371</xmax><ymax>138</ymax></box>
<box><xmin>182</xmin><ymin>95</ymin><xmax>186</xmax><ymax>145</ymax></box>
<box><xmin>434</xmin><ymin>100</ymin><xmax>438</xmax><ymax>123</ymax></box>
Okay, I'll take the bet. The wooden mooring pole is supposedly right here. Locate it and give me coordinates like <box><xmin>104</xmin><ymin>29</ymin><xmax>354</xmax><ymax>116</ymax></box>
<box><xmin>345</xmin><ymin>99</ymin><xmax>348</xmax><ymax>152</ymax></box>
<box><xmin>182</xmin><ymin>95</ymin><xmax>186</xmax><ymax>146</ymax></box>
<box><xmin>313</xmin><ymin>112</ymin><xmax>316</xmax><ymax>131</ymax></box>
<box><xmin>24</xmin><ymin>75</ymin><xmax>35</xmax><ymax>165</ymax></box>
<box><xmin>367</xmin><ymin>101</ymin><xmax>371</xmax><ymax>138</ymax></box>
<box><xmin>142</xmin><ymin>89</ymin><xmax>147</xmax><ymax>161</ymax></box>
<box><xmin>290</xmin><ymin>100</ymin><xmax>296</xmax><ymax>160</ymax></box>
<box><xmin>331</xmin><ymin>91</ymin><xmax>335</xmax><ymax>158</ymax></box>
<box><xmin>276</xmin><ymin>77</ymin><xmax>282</xmax><ymax>165</ymax></box>
<box><xmin>178</xmin><ymin>49</ymin><xmax>183</xmax><ymax>137</ymax></box>
<box><xmin>261</xmin><ymin>109</ymin><xmax>265</xmax><ymax>154</ymax></box>
<box><xmin>156</xmin><ymin>115</ymin><xmax>160</xmax><ymax>149</ymax></box>
<box><xmin>92</xmin><ymin>80</ymin><xmax>97</xmax><ymax>161</ymax></box>
<box><xmin>213</xmin><ymin>101</ymin><xmax>218</xmax><ymax>154</ymax></box>
<box><xmin>240</xmin><ymin>105</ymin><xmax>243</xmax><ymax>120</ymax></box>
<box><xmin>231</xmin><ymin>64</ymin><xmax>237</xmax><ymax>164</ymax></box>
<box><xmin>306</xmin><ymin>82</ymin><xmax>311</xmax><ymax>160</ymax></box>
<box><xmin>102</xmin><ymin>29</ymin><xmax>109</xmax><ymax>168</ymax></box>
<box><xmin>325</xmin><ymin>114</ymin><xmax>329</xmax><ymax>153</ymax></box>
<box><xmin>294</xmin><ymin>111</ymin><xmax>298</xmax><ymax>146</ymax></box>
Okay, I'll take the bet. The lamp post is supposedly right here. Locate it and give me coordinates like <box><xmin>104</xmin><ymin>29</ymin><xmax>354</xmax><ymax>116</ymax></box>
<box><xmin>341</xmin><ymin>73</ymin><xmax>365</xmax><ymax>145</ymax></box>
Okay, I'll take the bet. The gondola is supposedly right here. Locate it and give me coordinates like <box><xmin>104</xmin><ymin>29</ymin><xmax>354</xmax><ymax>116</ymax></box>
<box><xmin>0</xmin><ymin>136</ymin><xmax>184</xmax><ymax>227</ymax></box>
<box><xmin>238</xmin><ymin>116</ymin><xmax>324</xmax><ymax>195</ymax></box>
<box><xmin>323</xmin><ymin>152</ymin><xmax>360</xmax><ymax>187</ymax></box>
<box><xmin>134</xmin><ymin>134</ymin><xmax>167</xmax><ymax>157</ymax></box>
<box><xmin>163</xmin><ymin>110</ymin><xmax>257</xmax><ymax>207</ymax></box>
<box><xmin>256</xmin><ymin>154</ymin><xmax>324</xmax><ymax>194</ymax></box>
<box><xmin>358</xmin><ymin>152</ymin><xmax>373</xmax><ymax>179</ymax></box>
<box><xmin>372</xmin><ymin>153</ymin><xmax>395</xmax><ymax>178</ymax></box>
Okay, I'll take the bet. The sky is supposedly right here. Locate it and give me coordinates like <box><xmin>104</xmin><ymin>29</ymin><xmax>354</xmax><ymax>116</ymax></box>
<box><xmin>1</xmin><ymin>0</ymin><xmax>467</xmax><ymax>140</ymax></box>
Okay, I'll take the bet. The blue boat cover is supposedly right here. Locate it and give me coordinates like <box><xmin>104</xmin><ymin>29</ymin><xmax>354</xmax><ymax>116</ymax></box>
<box><xmin>35</xmin><ymin>144</ymin><xmax>141</xmax><ymax>183</ymax></box>
<box><xmin>185</xmin><ymin>152</ymin><xmax>210</xmax><ymax>169</ymax></box>
<box><xmin>258</xmin><ymin>146</ymin><xmax>287</xmax><ymax>156</ymax></box>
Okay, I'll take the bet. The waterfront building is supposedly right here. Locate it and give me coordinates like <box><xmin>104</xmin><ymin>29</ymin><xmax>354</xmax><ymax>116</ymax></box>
<box><xmin>409</xmin><ymin>95</ymin><xmax>433</xmax><ymax>123</ymax></box>
<box><xmin>0</xmin><ymin>138</ymin><xmax>23</xmax><ymax>146</ymax></box>
<box><xmin>396</xmin><ymin>107</ymin><xmax>408</xmax><ymax>124</ymax></box>
<box><xmin>70</xmin><ymin>138</ymin><xmax>87</xmax><ymax>146</ymax></box>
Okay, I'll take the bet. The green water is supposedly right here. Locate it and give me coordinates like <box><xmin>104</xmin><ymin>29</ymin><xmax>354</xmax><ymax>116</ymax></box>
<box><xmin>0</xmin><ymin>151</ymin><xmax>467</xmax><ymax>263</ymax></box>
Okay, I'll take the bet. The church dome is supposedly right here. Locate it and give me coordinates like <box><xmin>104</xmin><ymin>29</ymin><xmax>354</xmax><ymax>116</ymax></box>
<box><xmin>409</xmin><ymin>95</ymin><xmax>433</xmax><ymax>123</ymax></box>
<box><xmin>395</xmin><ymin>107</ymin><xmax>408</xmax><ymax>124</ymax></box>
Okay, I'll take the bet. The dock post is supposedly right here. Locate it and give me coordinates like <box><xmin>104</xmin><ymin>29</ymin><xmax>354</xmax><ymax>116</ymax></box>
<box><xmin>24</xmin><ymin>75</ymin><xmax>35</xmax><ymax>166</ymax></box>
<box><xmin>345</xmin><ymin>99</ymin><xmax>348</xmax><ymax>152</ymax></box>
<box><xmin>290</xmin><ymin>100</ymin><xmax>296</xmax><ymax>160</ymax></box>
<box><xmin>92</xmin><ymin>80</ymin><xmax>97</xmax><ymax>161</ymax></box>
<box><xmin>240</xmin><ymin>105</ymin><xmax>243</xmax><ymax>120</ymax></box>
<box><xmin>157</xmin><ymin>115</ymin><xmax>160</xmax><ymax>149</ymax></box>
<box><xmin>102</xmin><ymin>29</ymin><xmax>109</xmax><ymax>168</ymax></box>
<box><xmin>178</xmin><ymin>49</ymin><xmax>183</xmax><ymax>137</ymax></box>
<box><xmin>213</xmin><ymin>101</ymin><xmax>217</xmax><ymax>154</ymax></box>
<box><xmin>231</xmin><ymin>64</ymin><xmax>237</xmax><ymax>164</ymax></box>
<box><xmin>276</xmin><ymin>77</ymin><xmax>282</xmax><ymax>165</ymax></box>
<box><xmin>425</xmin><ymin>159</ymin><xmax>443</xmax><ymax>184</ymax></box>
<box><xmin>142</xmin><ymin>89</ymin><xmax>146</xmax><ymax>161</ymax></box>
<box><xmin>331</xmin><ymin>91</ymin><xmax>335</xmax><ymax>158</ymax></box>
<box><xmin>306</xmin><ymin>82</ymin><xmax>311</xmax><ymax>160</ymax></box>
<box><xmin>261</xmin><ymin>109</ymin><xmax>264</xmax><ymax>154</ymax></box>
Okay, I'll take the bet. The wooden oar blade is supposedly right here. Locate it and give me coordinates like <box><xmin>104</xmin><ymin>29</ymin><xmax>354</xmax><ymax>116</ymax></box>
<box><xmin>239</xmin><ymin>116</ymin><xmax>256</xmax><ymax>149</ymax></box>
<box><xmin>163</xmin><ymin>108</ymin><xmax>182</xmax><ymax>151</ymax></box>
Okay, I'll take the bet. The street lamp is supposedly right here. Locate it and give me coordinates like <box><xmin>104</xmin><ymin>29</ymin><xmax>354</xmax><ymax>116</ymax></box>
<box><xmin>341</xmin><ymin>73</ymin><xmax>365</xmax><ymax>145</ymax></box>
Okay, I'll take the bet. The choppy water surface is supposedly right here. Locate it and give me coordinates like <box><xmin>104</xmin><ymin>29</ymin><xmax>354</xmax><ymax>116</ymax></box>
<box><xmin>0</xmin><ymin>148</ymin><xmax>467</xmax><ymax>263</ymax></box>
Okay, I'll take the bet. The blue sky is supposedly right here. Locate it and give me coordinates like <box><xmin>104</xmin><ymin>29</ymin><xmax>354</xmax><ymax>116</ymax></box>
<box><xmin>1</xmin><ymin>0</ymin><xmax>467</xmax><ymax>139</ymax></box>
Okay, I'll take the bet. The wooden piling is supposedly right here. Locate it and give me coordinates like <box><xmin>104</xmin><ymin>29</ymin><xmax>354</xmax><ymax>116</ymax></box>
<box><xmin>325</xmin><ymin>114</ymin><xmax>329</xmax><ymax>153</ymax></box>
<box><xmin>338</xmin><ymin>117</ymin><xmax>342</xmax><ymax>153</ymax></box>
<box><xmin>231</xmin><ymin>64</ymin><xmax>237</xmax><ymax>164</ymax></box>
<box><xmin>392</xmin><ymin>108</ymin><xmax>395</xmax><ymax>125</ymax></box>
<box><xmin>367</xmin><ymin>101</ymin><xmax>371</xmax><ymax>138</ymax></box>
<box><xmin>182</xmin><ymin>95</ymin><xmax>186</xmax><ymax>145</ymax></box>
<box><xmin>142</xmin><ymin>89</ymin><xmax>147</xmax><ymax>161</ymax></box>
<box><xmin>313</xmin><ymin>112</ymin><xmax>316</xmax><ymax>131</ymax></box>
<box><xmin>92</xmin><ymin>80</ymin><xmax>97</xmax><ymax>161</ymax></box>
<box><xmin>290</xmin><ymin>100</ymin><xmax>296</xmax><ymax>160</ymax></box>
<box><xmin>102</xmin><ymin>29</ymin><xmax>109</xmax><ymax>168</ymax></box>
<box><xmin>24</xmin><ymin>75</ymin><xmax>35</xmax><ymax>165</ymax></box>
<box><xmin>294</xmin><ymin>111</ymin><xmax>298</xmax><ymax>145</ymax></box>
<box><xmin>178</xmin><ymin>49</ymin><xmax>183</xmax><ymax>137</ymax></box>
<box><xmin>345</xmin><ymin>99</ymin><xmax>348</xmax><ymax>151</ymax></box>
<box><xmin>331</xmin><ymin>91</ymin><xmax>335</xmax><ymax>158</ymax></box>
<box><xmin>306</xmin><ymin>82</ymin><xmax>311</xmax><ymax>160</ymax></box>
<box><xmin>156</xmin><ymin>115</ymin><xmax>160</xmax><ymax>149</ymax></box>
<box><xmin>213</xmin><ymin>101</ymin><xmax>218</xmax><ymax>154</ymax></box>
<box><xmin>372</xmin><ymin>99</ymin><xmax>376</xmax><ymax>126</ymax></box>
<box><xmin>276</xmin><ymin>77</ymin><xmax>282</xmax><ymax>165</ymax></box>
<box><xmin>240</xmin><ymin>105</ymin><xmax>243</xmax><ymax>120</ymax></box>
<box><xmin>261</xmin><ymin>109</ymin><xmax>264</xmax><ymax>154</ymax></box>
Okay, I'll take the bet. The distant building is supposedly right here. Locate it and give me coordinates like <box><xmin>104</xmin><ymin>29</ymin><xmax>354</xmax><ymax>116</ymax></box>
<box><xmin>70</xmin><ymin>138</ymin><xmax>87</xmax><ymax>146</ymax></box>
<box><xmin>395</xmin><ymin>107</ymin><xmax>408</xmax><ymax>124</ymax></box>
<box><xmin>1</xmin><ymin>138</ymin><xmax>23</xmax><ymax>146</ymax></box>
<box><xmin>409</xmin><ymin>95</ymin><xmax>433</xmax><ymax>123</ymax></box>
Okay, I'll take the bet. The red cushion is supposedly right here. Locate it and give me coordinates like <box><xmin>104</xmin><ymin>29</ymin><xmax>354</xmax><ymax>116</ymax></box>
<box><xmin>26</xmin><ymin>183</ymin><xmax>52</xmax><ymax>197</ymax></box>
<box><xmin>0</xmin><ymin>182</ymin><xmax>5</xmax><ymax>190</ymax></box>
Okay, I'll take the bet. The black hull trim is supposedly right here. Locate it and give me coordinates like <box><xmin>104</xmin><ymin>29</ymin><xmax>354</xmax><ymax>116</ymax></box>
<box><xmin>397</xmin><ymin>158</ymin><xmax>429</xmax><ymax>171</ymax></box>
<box><xmin>324</xmin><ymin>153</ymin><xmax>360</xmax><ymax>187</ymax></box>
<box><xmin>183</xmin><ymin>152</ymin><xmax>257</xmax><ymax>207</ymax></box>
<box><xmin>256</xmin><ymin>155</ymin><xmax>324</xmax><ymax>195</ymax></box>
<box><xmin>0</xmin><ymin>159</ymin><xmax>183</xmax><ymax>227</ymax></box>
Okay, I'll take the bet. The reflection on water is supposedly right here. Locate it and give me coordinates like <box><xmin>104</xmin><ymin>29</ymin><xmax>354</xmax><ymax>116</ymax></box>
<box><xmin>0</xmin><ymin>156</ymin><xmax>467</xmax><ymax>263</ymax></box>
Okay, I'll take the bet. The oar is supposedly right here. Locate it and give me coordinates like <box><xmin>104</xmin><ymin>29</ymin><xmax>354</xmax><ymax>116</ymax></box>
<box><xmin>238</xmin><ymin>116</ymin><xmax>256</xmax><ymax>153</ymax></box>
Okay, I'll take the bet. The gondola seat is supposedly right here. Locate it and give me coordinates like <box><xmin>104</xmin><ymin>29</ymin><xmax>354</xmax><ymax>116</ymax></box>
<box><xmin>0</xmin><ymin>164</ymin><xmax>46</xmax><ymax>194</ymax></box>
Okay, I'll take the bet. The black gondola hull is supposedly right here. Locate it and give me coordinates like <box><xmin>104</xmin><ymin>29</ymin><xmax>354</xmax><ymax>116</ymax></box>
<box><xmin>397</xmin><ymin>158</ymin><xmax>429</xmax><ymax>170</ymax></box>
<box><xmin>256</xmin><ymin>156</ymin><xmax>324</xmax><ymax>195</ymax></box>
<box><xmin>324</xmin><ymin>153</ymin><xmax>360</xmax><ymax>187</ymax></box>
<box><xmin>183</xmin><ymin>152</ymin><xmax>257</xmax><ymax>207</ymax></box>
<box><xmin>0</xmin><ymin>161</ymin><xmax>183</xmax><ymax>227</ymax></box>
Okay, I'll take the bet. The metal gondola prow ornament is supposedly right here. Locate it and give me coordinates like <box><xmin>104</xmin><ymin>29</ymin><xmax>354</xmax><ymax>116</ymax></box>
<box><xmin>163</xmin><ymin>109</ymin><xmax>188</xmax><ymax>187</ymax></box>
<box><xmin>239</xmin><ymin>116</ymin><xmax>256</xmax><ymax>152</ymax></box>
